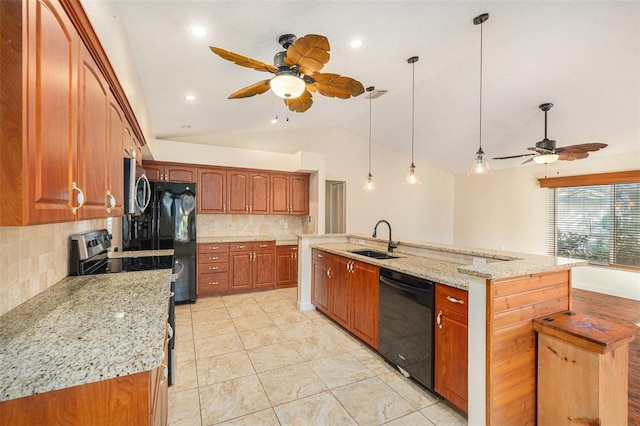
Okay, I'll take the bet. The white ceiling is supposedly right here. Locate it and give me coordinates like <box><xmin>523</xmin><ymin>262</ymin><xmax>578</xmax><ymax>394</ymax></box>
<box><xmin>88</xmin><ymin>1</ymin><xmax>639</xmax><ymax>175</ymax></box>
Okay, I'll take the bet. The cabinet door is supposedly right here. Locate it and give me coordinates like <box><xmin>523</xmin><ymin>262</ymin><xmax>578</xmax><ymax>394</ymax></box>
<box><xmin>435</xmin><ymin>284</ymin><xmax>468</xmax><ymax>413</ymax></box>
<box><xmin>198</xmin><ymin>167</ymin><xmax>226</xmax><ymax>213</ymax></box>
<box><xmin>143</xmin><ymin>163</ymin><xmax>163</xmax><ymax>181</ymax></box>
<box><xmin>249</xmin><ymin>172</ymin><xmax>270</xmax><ymax>214</ymax></box>
<box><xmin>330</xmin><ymin>256</ymin><xmax>351</xmax><ymax>329</ymax></box>
<box><xmin>350</xmin><ymin>260</ymin><xmax>380</xmax><ymax>349</ymax></box>
<box><xmin>23</xmin><ymin>0</ymin><xmax>78</xmax><ymax>224</ymax></box>
<box><xmin>227</xmin><ymin>170</ymin><xmax>249</xmax><ymax>213</ymax></box>
<box><xmin>107</xmin><ymin>94</ymin><xmax>124</xmax><ymax>216</ymax></box>
<box><xmin>276</xmin><ymin>248</ymin><xmax>294</xmax><ymax>288</ymax></box>
<box><xmin>290</xmin><ymin>174</ymin><xmax>309</xmax><ymax>215</ymax></box>
<box><xmin>253</xmin><ymin>249</ymin><xmax>275</xmax><ymax>289</ymax></box>
<box><xmin>77</xmin><ymin>42</ymin><xmax>109</xmax><ymax>220</ymax></box>
<box><xmin>165</xmin><ymin>165</ymin><xmax>196</xmax><ymax>183</ymax></box>
<box><xmin>229</xmin><ymin>251</ymin><xmax>252</xmax><ymax>290</ymax></box>
<box><xmin>270</xmin><ymin>174</ymin><xmax>290</xmax><ymax>214</ymax></box>
<box><xmin>311</xmin><ymin>251</ymin><xmax>331</xmax><ymax>313</ymax></box>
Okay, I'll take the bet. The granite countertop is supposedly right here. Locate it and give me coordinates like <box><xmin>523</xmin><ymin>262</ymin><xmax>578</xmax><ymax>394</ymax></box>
<box><xmin>109</xmin><ymin>249</ymin><xmax>174</xmax><ymax>258</ymax></box>
<box><xmin>310</xmin><ymin>237</ymin><xmax>587</xmax><ymax>290</ymax></box>
<box><xmin>0</xmin><ymin>269</ymin><xmax>172</xmax><ymax>402</ymax></box>
<box><xmin>197</xmin><ymin>236</ymin><xmax>297</xmax><ymax>246</ymax></box>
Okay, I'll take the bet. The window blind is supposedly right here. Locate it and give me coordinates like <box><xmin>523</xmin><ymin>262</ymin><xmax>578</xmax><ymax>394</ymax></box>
<box><xmin>547</xmin><ymin>182</ymin><xmax>640</xmax><ymax>269</ymax></box>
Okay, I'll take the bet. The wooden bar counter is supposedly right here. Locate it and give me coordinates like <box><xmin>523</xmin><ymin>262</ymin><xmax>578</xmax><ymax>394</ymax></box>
<box><xmin>533</xmin><ymin>310</ymin><xmax>636</xmax><ymax>425</ymax></box>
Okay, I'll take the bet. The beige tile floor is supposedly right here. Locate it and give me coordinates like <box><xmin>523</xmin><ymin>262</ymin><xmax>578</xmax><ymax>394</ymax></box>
<box><xmin>168</xmin><ymin>288</ymin><xmax>468</xmax><ymax>426</ymax></box>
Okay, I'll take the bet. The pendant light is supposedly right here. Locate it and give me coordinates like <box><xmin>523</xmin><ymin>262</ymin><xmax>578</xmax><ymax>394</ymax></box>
<box><xmin>468</xmin><ymin>13</ymin><xmax>492</xmax><ymax>175</ymax></box>
<box><xmin>363</xmin><ymin>86</ymin><xmax>376</xmax><ymax>191</ymax></box>
<box><xmin>404</xmin><ymin>56</ymin><xmax>422</xmax><ymax>184</ymax></box>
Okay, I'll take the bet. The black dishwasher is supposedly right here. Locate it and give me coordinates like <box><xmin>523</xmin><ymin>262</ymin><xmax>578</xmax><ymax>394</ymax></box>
<box><xmin>378</xmin><ymin>268</ymin><xmax>435</xmax><ymax>391</ymax></box>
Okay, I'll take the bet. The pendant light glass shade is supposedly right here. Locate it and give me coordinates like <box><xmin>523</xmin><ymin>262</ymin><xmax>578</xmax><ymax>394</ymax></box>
<box><xmin>363</xmin><ymin>86</ymin><xmax>376</xmax><ymax>190</ymax></box>
<box><xmin>270</xmin><ymin>74</ymin><xmax>305</xmax><ymax>99</ymax></box>
<box><xmin>404</xmin><ymin>56</ymin><xmax>422</xmax><ymax>184</ymax></box>
<box><xmin>468</xmin><ymin>13</ymin><xmax>492</xmax><ymax>176</ymax></box>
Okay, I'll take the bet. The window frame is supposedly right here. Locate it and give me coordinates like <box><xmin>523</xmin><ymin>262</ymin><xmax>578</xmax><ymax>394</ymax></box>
<box><xmin>539</xmin><ymin>170</ymin><xmax>640</xmax><ymax>271</ymax></box>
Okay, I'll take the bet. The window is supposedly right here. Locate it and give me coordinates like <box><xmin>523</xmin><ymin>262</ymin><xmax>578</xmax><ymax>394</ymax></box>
<box><xmin>541</xmin><ymin>172</ymin><xmax>640</xmax><ymax>270</ymax></box>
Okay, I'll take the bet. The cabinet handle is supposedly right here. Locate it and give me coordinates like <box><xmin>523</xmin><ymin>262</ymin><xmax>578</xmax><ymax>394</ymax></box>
<box><xmin>223</xmin><ymin>204</ymin><xmax>226</xmax><ymax>212</ymax></box>
<box><xmin>237</xmin><ymin>245</ymin><xmax>246</xmax><ymax>249</ymax></box>
<box><xmin>209</xmin><ymin>266</ymin><xmax>219</xmax><ymax>270</ymax></box>
<box><xmin>249</xmin><ymin>205</ymin><xmax>252</xmax><ymax>213</ymax></box>
<box><xmin>291</xmin><ymin>253</ymin><xmax>294</xmax><ymax>259</ymax></box>
<box><xmin>209</xmin><ymin>246</ymin><xmax>219</xmax><ymax>250</ymax></box>
<box><xmin>260</xmin><ymin>244</ymin><xmax>268</xmax><ymax>248</ymax></box>
<box><xmin>294</xmin><ymin>253</ymin><xmax>297</xmax><ymax>260</ymax></box>
<box><xmin>167</xmin><ymin>323</ymin><xmax>174</xmax><ymax>340</ymax></box>
<box><xmin>209</xmin><ymin>281</ymin><xmax>219</xmax><ymax>285</ymax></box>
<box><xmin>327</xmin><ymin>267</ymin><xmax>332</xmax><ymax>278</ymax></box>
<box><xmin>106</xmin><ymin>190</ymin><xmax>116</xmax><ymax>213</ymax></box>
<box><xmin>446</xmin><ymin>296</ymin><xmax>465</xmax><ymax>305</ymax></box>
<box><xmin>209</xmin><ymin>256</ymin><xmax>218</xmax><ymax>260</ymax></box>
<box><xmin>317</xmin><ymin>254</ymin><xmax>323</xmax><ymax>258</ymax></box>
<box><xmin>71</xmin><ymin>182</ymin><xmax>85</xmax><ymax>214</ymax></box>
<box><xmin>245</xmin><ymin>205</ymin><xmax>248</xmax><ymax>213</ymax></box>
<box><xmin>160</xmin><ymin>364</ymin><xmax>168</xmax><ymax>386</ymax></box>
<box><xmin>437</xmin><ymin>310</ymin><xmax>443</xmax><ymax>329</ymax></box>
<box><xmin>169</xmin><ymin>291</ymin><xmax>175</xmax><ymax>297</ymax></box>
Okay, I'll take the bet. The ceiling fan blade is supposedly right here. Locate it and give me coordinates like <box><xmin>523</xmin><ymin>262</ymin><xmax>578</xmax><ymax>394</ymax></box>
<box><xmin>558</xmin><ymin>151</ymin><xmax>590</xmax><ymax>161</ymax></box>
<box><xmin>209</xmin><ymin>46</ymin><xmax>278</xmax><ymax>73</ymax></box>
<box><xmin>284</xmin><ymin>34</ymin><xmax>330</xmax><ymax>76</ymax></box>
<box><xmin>284</xmin><ymin>90</ymin><xmax>313</xmax><ymax>112</ymax></box>
<box><xmin>555</xmin><ymin>143</ymin><xmax>608</xmax><ymax>154</ymax></box>
<box><xmin>521</xmin><ymin>157</ymin><xmax>535</xmax><ymax>165</ymax></box>
<box><xmin>492</xmin><ymin>153</ymin><xmax>536</xmax><ymax>160</ymax></box>
<box><xmin>227</xmin><ymin>79</ymin><xmax>272</xmax><ymax>99</ymax></box>
<box><xmin>309</xmin><ymin>73</ymin><xmax>365</xmax><ymax>99</ymax></box>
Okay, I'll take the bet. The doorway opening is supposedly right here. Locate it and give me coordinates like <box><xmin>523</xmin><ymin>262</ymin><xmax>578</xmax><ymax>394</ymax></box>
<box><xmin>325</xmin><ymin>180</ymin><xmax>346</xmax><ymax>233</ymax></box>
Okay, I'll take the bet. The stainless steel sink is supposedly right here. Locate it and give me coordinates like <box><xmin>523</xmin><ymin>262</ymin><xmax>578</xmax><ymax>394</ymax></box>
<box><xmin>350</xmin><ymin>249</ymin><xmax>399</xmax><ymax>260</ymax></box>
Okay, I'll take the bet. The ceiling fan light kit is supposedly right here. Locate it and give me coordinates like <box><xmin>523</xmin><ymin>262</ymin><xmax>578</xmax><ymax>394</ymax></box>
<box><xmin>363</xmin><ymin>86</ymin><xmax>377</xmax><ymax>191</ymax></box>
<box><xmin>404</xmin><ymin>56</ymin><xmax>422</xmax><ymax>185</ymax></box>
<box><xmin>533</xmin><ymin>153</ymin><xmax>560</xmax><ymax>164</ymax></box>
<box><xmin>468</xmin><ymin>13</ymin><xmax>492</xmax><ymax>176</ymax></box>
<box><xmin>269</xmin><ymin>74</ymin><xmax>306</xmax><ymax>99</ymax></box>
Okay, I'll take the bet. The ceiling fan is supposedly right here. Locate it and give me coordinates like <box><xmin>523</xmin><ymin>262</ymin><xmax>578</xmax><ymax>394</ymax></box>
<box><xmin>209</xmin><ymin>34</ymin><xmax>365</xmax><ymax>113</ymax></box>
<box><xmin>493</xmin><ymin>103</ymin><xmax>608</xmax><ymax>164</ymax></box>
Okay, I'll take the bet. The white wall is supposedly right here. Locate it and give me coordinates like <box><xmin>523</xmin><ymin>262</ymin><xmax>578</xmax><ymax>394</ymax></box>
<box><xmin>454</xmin><ymin>151</ymin><xmax>640</xmax><ymax>300</ymax></box>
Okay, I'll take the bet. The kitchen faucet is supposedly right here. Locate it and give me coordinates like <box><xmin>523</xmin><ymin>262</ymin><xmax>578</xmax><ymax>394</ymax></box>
<box><xmin>372</xmin><ymin>220</ymin><xmax>398</xmax><ymax>253</ymax></box>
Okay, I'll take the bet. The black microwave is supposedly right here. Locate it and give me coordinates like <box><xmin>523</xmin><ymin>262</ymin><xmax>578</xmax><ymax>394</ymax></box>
<box><xmin>123</xmin><ymin>157</ymin><xmax>151</xmax><ymax>215</ymax></box>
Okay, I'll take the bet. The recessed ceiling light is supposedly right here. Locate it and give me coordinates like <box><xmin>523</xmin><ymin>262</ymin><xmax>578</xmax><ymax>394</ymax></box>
<box><xmin>191</xmin><ymin>27</ymin><xmax>207</xmax><ymax>37</ymax></box>
<box><xmin>185</xmin><ymin>95</ymin><xmax>196</xmax><ymax>101</ymax></box>
<box><xmin>351</xmin><ymin>39</ymin><xmax>362</xmax><ymax>48</ymax></box>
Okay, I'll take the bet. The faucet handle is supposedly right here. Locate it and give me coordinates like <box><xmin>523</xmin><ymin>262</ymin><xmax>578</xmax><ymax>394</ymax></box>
<box><xmin>389</xmin><ymin>241</ymin><xmax>398</xmax><ymax>250</ymax></box>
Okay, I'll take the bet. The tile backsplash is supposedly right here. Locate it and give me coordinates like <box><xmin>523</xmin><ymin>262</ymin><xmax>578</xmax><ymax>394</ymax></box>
<box><xmin>197</xmin><ymin>214</ymin><xmax>306</xmax><ymax>241</ymax></box>
<box><xmin>0</xmin><ymin>218</ymin><xmax>116</xmax><ymax>315</ymax></box>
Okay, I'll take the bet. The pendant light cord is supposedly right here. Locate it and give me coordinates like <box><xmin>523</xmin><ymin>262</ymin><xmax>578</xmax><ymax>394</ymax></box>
<box><xmin>411</xmin><ymin>60</ymin><xmax>415</xmax><ymax>164</ymax></box>
<box><xmin>479</xmin><ymin>19</ymin><xmax>483</xmax><ymax>152</ymax></box>
<box><xmin>369</xmin><ymin>90</ymin><xmax>372</xmax><ymax>175</ymax></box>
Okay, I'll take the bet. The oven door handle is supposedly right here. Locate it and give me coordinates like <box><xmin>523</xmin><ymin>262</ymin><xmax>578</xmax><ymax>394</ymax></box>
<box><xmin>379</xmin><ymin>275</ymin><xmax>432</xmax><ymax>297</ymax></box>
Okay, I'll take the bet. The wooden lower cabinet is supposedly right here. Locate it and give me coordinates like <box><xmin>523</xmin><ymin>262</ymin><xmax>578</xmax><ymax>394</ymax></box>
<box><xmin>276</xmin><ymin>245</ymin><xmax>298</xmax><ymax>288</ymax></box>
<box><xmin>434</xmin><ymin>283</ymin><xmax>468</xmax><ymax>414</ymax></box>
<box><xmin>197</xmin><ymin>243</ymin><xmax>230</xmax><ymax>295</ymax></box>
<box><xmin>311</xmin><ymin>249</ymin><xmax>379</xmax><ymax>349</ymax></box>
<box><xmin>0</xmin><ymin>329</ymin><xmax>169</xmax><ymax>426</ymax></box>
<box><xmin>229</xmin><ymin>241</ymin><xmax>276</xmax><ymax>291</ymax></box>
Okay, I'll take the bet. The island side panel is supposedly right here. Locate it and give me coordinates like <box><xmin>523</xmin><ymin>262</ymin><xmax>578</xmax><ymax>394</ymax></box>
<box><xmin>485</xmin><ymin>270</ymin><xmax>571</xmax><ymax>425</ymax></box>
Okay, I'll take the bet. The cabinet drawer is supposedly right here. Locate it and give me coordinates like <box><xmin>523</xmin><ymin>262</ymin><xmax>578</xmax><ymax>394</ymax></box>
<box><xmin>254</xmin><ymin>241</ymin><xmax>275</xmax><ymax>251</ymax></box>
<box><xmin>198</xmin><ymin>243</ymin><xmax>230</xmax><ymax>253</ymax></box>
<box><xmin>436</xmin><ymin>284</ymin><xmax>468</xmax><ymax>316</ymax></box>
<box><xmin>230</xmin><ymin>242</ymin><xmax>252</xmax><ymax>252</ymax></box>
<box><xmin>198</xmin><ymin>252</ymin><xmax>229</xmax><ymax>264</ymax></box>
<box><xmin>198</xmin><ymin>273</ymin><xmax>229</xmax><ymax>294</ymax></box>
<box><xmin>312</xmin><ymin>249</ymin><xmax>330</xmax><ymax>262</ymax></box>
<box><xmin>199</xmin><ymin>262</ymin><xmax>229</xmax><ymax>273</ymax></box>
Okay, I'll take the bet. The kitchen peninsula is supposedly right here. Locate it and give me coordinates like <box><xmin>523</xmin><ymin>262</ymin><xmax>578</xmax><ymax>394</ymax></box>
<box><xmin>297</xmin><ymin>234</ymin><xmax>587</xmax><ymax>425</ymax></box>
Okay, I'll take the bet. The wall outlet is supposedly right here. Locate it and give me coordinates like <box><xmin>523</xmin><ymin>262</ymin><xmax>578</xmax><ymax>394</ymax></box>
<box><xmin>472</xmin><ymin>257</ymin><xmax>487</xmax><ymax>265</ymax></box>
<box><xmin>230</xmin><ymin>223</ymin><xmax>236</xmax><ymax>230</ymax></box>
<box><xmin>358</xmin><ymin>239</ymin><xmax>364</xmax><ymax>245</ymax></box>
<box><xmin>283</xmin><ymin>222</ymin><xmax>288</xmax><ymax>229</ymax></box>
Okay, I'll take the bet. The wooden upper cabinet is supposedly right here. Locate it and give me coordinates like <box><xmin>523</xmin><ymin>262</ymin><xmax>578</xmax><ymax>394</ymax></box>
<box><xmin>0</xmin><ymin>0</ymin><xmax>78</xmax><ymax>225</ymax></box>
<box><xmin>270</xmin><ymin>173</ymin><xmax>309</xmax><ymax>215</ymax></box>
<box><xmin>227</xmin><ymin>170</ymin><xmax>249</xmax><ymax>213</ymax></box>
<box><xmin>107</xmin><ymin>93</ymin><xmax>124</xmax><ymax>217</ymax></box>
<box><xmin>143</xmin><ymin>161</ymin><xmax>196</xmax><ymax>182</ymax></box>
<box><xmin>249</xmin><ymin>172</ymin><xmax>270</xmax><ymax>214</ymax></box>
<box><xmin>77</xmin><ymin>42</ymin><xmax>109</xmax><ymax>220</ymax></box>
<box><xmin>198</xmin><ymin>167</ymin><xmax>227</xmax><ymax>213</ymax></box>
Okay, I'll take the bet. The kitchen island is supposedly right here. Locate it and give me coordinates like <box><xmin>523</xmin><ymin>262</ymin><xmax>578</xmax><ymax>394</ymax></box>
<box><xmin>297</xmin><ymin>234</ymin><xmax>587</xmax><ymax>426</ymax></box>
<box><xmin>0</xmin><ymin>268</ymin><xmax>172</xmax><ymax>424</ymax></box>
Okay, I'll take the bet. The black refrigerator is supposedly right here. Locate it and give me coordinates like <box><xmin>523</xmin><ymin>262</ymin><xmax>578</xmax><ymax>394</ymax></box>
<box><xmin>124</xmin><ymin>181</ymin><xmax>197</xmax><ymax>303</ymax></box>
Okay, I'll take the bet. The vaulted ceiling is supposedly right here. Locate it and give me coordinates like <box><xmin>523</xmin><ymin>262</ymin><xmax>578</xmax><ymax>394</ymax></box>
<box><xmin>85</xmin><ymin>1</ymin><xmax>639</xmax><ymax>175</ymax></box>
